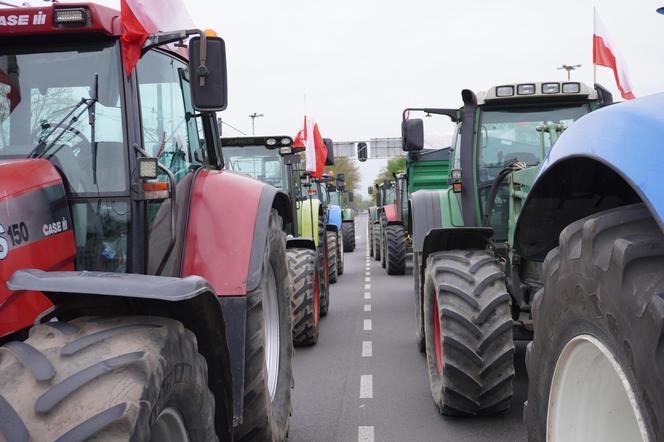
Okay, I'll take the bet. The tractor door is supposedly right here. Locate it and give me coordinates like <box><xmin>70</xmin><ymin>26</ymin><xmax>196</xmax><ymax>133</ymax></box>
<box><xmin>135</xmin><ymin>50</ymin><xmax>217</xmax><ymax>276</ymax></box>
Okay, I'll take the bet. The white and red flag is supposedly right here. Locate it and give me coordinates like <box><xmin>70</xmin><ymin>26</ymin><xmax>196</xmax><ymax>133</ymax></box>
<box><xmin>593</xmin><ymin>9</ymin><xmax>635</xmax><ymax>100</ymax></box>
<box><xmin>120</xmin><ymin>0</ymin><xmax>195</xmax><ymax>76</ymax></box>
<box><xmin>299</xmin><ymin>116</ymin><xmax>327</xmax><ymax>179</ymax></box>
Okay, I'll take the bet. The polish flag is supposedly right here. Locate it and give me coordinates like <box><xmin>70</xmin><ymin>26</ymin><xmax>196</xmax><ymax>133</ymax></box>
<box><xmin>593</xmin><ymin>10</ymin><xmax>635</xmax><ymax>100</ymax></box>
<box><xmin>120</xmin><ymin>0</ymin><xmax>195</xmax><ymax>76</ymax></box>
<box><xmin>302</xmin><ymin>116</ymin><xmax>327</xmax><ymax>179</ymax></box>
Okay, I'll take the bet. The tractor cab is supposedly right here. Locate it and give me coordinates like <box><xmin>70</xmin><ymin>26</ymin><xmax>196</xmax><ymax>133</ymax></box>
<box><xmin>403</xmin><ymin>81</ymin><xmax>611</xmax><ymax>247</ymax></box>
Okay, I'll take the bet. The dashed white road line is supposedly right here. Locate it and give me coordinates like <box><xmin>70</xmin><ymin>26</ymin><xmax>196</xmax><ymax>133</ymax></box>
<box><xmin>364</xmin><ymin>284</ymin><xmax>371</xmax><ymax>290</ymax></box>
<box><xmin>362</xmin><ymin>341</ymin><xmax>373</xmax><ymax>357</ymax></box>
<box><xmin>364</xmin><ymin>292</ymin><xmax>371</xmax><ymax>299</ymax></box>
<box><xmin>358</xmin><ymin>426</ymin><xmax>374</xmax><ymax>442</ymax></box>
<box><xmin>364</xmin><ymin>277</ymin><xmax>371</xmax><ymax>283</ymax></box>
<box><xmin>363</xmin><ymin>319</ymin><xmax>372</xmax><ymax>330</ymax></box>
<box><xmin>360</xmin><ymin>374</ymin><xmax>373</xmax><ymax>398</ymax></box>
<box><xmin>364</xmin><ymin>304</ymin><xmax>371</xmax><ymax>312</ymax></box>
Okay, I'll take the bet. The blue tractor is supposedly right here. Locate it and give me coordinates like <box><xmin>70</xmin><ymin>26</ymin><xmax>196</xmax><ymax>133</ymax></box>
<box><xmin>515</xmin><ymin>93</ymin><xmax>664</xmax><ymax>441</ymax></box>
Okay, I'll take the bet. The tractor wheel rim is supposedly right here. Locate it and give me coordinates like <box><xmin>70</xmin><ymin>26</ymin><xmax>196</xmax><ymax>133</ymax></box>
<box><xmin>150</xmin><ymin>407</ymin><xmax>190</xmax><ymax>442</ymax></box>
<box><xmin>264</xmin><ymin>263</ymin><xmax>281</xmax><ymax>401</ymax></box>
<box><xmin>433</xmin><ymin>295</ymin><xmax>443</xmax><ymax>374</ymax></box>
<box><xmin>547</xmin><ymin>334</ymin><xmax>649</xmax><ymax>442</ymax></box>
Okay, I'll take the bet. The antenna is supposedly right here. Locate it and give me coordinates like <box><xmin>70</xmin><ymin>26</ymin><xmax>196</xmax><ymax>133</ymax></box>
<box><xmin>557</xmin><ymin>64</ymin><xmax>582</xmax><ymax>81</ymax></box>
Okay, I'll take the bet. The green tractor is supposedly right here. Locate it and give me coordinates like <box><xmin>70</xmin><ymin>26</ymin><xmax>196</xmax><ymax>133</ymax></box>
<box><xmin>328</xmin><ymin>173</ymin><xmax>357</xmax><ymax>252</ymax></box>
<box><xmin>221</xmin><ymin>135</ymin><xmax>325</xmax><ymax>345</ymax></box>
<box><xmin>403</xmin><ymin>81</ymin><xmax>613</xmax><ymax>416</ymax></box>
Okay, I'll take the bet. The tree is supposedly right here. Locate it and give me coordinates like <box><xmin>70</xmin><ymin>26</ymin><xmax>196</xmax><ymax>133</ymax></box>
<box><xmin>325</xmin><ymin>156</ymin><xmax>360</xmax><ymax>192</ymax></box>
<box><xmin>373</xmin><ymin>156</ymin><xmax>406</xmax><ymax>185</ymax></box>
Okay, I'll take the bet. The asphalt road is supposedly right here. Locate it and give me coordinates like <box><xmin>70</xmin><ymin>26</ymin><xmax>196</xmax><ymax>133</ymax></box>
<box><xmin>289</xmin><ymin>213</ymin><xmax>527</xmax><ymax>442</ymax></box>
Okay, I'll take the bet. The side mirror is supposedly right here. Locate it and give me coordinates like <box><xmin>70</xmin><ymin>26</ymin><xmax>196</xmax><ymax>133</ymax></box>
<box><xmin>368</xmin><ymin>186</ymin><xmax>373</xmax><ymax>195</ymax></box>
<box><xmin>189</xmin><ymin>36</ymin><xmax>228</xmax><ymax>112</ymax></box>
<box><xmin>402</xmin><ymin>118</ymin><xmax>424</xmax><ymax>151</ymax></box>
<box><xmin>348</xmin><ymin>191</ymin><xmax>354</xmax><ymax>203</ymax></box>
<box><xmin>324</xmin><ymin>138</ymin><xmax>334</xmax><ymax>166</ymax></box>
<box><xmin>357</xmin><ymin>142</ymin><xmax>368</xmax><ymax>162</ymax></box>
<box><xmin>336</xmin><ymin>173</ymin><xmax>346</xmax><ymax>191</ymax></box>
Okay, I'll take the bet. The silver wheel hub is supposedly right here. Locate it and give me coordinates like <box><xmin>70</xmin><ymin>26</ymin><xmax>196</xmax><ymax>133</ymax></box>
<box><xmin>150</xmin><ymin>407</ymin><xmax>190</xmax><ymax>442</ymax></box>
<box><xmin>264</xmin><ymin>263</ymin><xmax>281</xmax><ymax>400</ymax></box>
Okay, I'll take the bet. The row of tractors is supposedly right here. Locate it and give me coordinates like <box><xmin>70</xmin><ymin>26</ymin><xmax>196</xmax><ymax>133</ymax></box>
<box><xmin>369</xmin><ymin>82</ymin><xmax>664</xmax><ymax>441</ymax></box>
<box><xmin>0</xmin><ymin>3</ymin><xmax>357</xmax><ymax>441</ymax></box>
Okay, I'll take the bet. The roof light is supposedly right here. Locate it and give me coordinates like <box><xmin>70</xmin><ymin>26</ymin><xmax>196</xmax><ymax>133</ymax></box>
<box><xmin>542</xmin><ymin>83</ymin><xmax>560</xmax><ymax>94</ymax></box>
<box><xmin>280</xmin><ymin>137</ymin><xmax>292</xmax><ymax>146</ymax></box>
<box><xmin>54</xmin><ymin>8</ymin><xmax>88</xmax><ymax>25</ymax></box>
<box><xmin>266</xmin><ymin>138</ymin><xmax>277</xmax><ymax>146</ymax></box>
<box><xmin>562</xmin><ymin>82</ymin><xmax>581</xmax><ymax>94</ymax></box>
<box><xmin>204</xmin><ymin>29</ymin><xmax>218</xmax><ymax>37</ymax></box>
<box><xmin>496</xmin><ymin>86</ymin><xmax>514</xmax><ymax>97</ymax></box>
<box><xmin>517</xmin><ymin>84</ymin><xmax>536</xmax><ymax>95</ymax></box>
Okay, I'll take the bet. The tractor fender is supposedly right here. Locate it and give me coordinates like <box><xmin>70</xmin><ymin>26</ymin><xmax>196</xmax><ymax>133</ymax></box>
<box><xmin>182</xmin><ymin>170</ymin><xmax>290</xmax><ymax>296</ymax></box>
<box><xmin>515</xmin><ymin>93</ymin><xmax>664</xmax><ymax>260</ymax></box>
<box><xmin>298</xmin><ymin>198</ymin><xmax>322</xmax><ymax>247</ymax></box>
<box><xmin>327</xmin><ymin>204</ymin><xmax>343</xmax><ymax>231</ymax></box>
<box><xmin>287</xmin><ymin>237</ymin><xmax>316</xmax><ymax>251</ymax></box>
<box><xmin>383</xmin><ymin>203</ymin><xmax>400</xmax><ymax>224</ymax></box>
<box><xmin>7</xmin><ymin>269</ymin><xmax>235</xmax><ymax>439</ymax></box>
<box><xmin>410</xmin><ymin>189</ymin><xmax>464</xmax><ymax>253</ymax></box>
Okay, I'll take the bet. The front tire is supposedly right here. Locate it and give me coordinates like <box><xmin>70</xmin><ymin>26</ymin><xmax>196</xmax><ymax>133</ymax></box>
<box><xmin>343</xmin><ymin>221</ymin><xmax>356</xmax><ymax>252</ymax></box>
<box><xmin>526</xmin><ymin>204</ymin><xmax>661</xmax><ymax>441</ymax></box>
<box><xmin>385</xmin><ymin>224</ymin><xmax>407</xmax><ymax>275</ymax></box>
<box><xmin>288</xmin><ymin>247</ymin><xmax>319</xmax><ymax>346</ymax></box>
<box><xmin>0</xmin><ymin>316</ymin><xmax>220</xmax><ymax>441</ymax></box>
<box><xmin>237</xmin><ymin>210</ymin><xmax>294</xmax><ymax>441</ymax></box>
<box><xmin>373</xmin><ymin>224</ymin><xmax>381</xmax><ymax>262</ymax></box>
<box><xmin>423</xmin><ymin>249</ymin><xmax>515</xmax><ymax>416</ymax></box>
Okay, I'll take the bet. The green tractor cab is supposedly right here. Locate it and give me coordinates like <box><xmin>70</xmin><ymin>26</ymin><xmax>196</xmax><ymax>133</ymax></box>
<box><xmin>404</xmin><ymin>81</ymin><xmax>610</xmax><ymax>417</ymax></box>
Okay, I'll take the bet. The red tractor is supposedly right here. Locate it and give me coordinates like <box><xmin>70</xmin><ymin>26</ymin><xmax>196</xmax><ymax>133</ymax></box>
<box><xmin>0</xmin><ymin>3</ymin><xmax>294</xmax><ymax>440</ymax></box>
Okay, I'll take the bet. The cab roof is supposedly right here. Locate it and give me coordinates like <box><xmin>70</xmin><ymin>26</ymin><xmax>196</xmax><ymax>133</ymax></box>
<box><xmin>0</xmin><ymin>3</ymin><xmax>120</xmax><ymax>38</ymax></box>
<box><xmin>477</xmin><ymin>81</ymin><xmax>597</xmax><ymax>105</ymax></box>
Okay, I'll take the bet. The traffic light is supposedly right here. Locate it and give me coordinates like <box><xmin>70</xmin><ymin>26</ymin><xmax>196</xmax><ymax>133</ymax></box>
<box><xmin>357</xmin><ymin>142</ymin><xmax>368</xmax><ymax>162</ymax></box>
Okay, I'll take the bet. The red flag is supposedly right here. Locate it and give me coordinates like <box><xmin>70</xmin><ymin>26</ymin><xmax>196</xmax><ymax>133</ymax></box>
<box><xmin>303</xmin><ymin>116</ymin><xmax>327</xmax><ymax>179</ymax></box>
<box><xmin>293</xmin><ymin>128</ymin><xmax>305</xmax><ymax>149</ymax></box>
<box><xmin>120</xmin><ymin>0</ymin><xmax>195</xmax><ymax>76</ymax></box>
<box><xmin>593</xmin><ymin>10</ymin><xmax>635</xmax><ymax>100</ymax></box>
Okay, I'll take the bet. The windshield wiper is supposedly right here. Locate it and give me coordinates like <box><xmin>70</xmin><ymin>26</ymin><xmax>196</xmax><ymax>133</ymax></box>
<box><xmin>29</xmin><ymin>74</ymin><xmax>98</xmax><ymax>162</ymax></box>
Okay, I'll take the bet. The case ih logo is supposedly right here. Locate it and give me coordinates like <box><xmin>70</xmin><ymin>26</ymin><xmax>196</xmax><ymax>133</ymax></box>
<box><xmin>0</xmin><ymin>11</ymin><xmax>47</xmax><ymax>26</ymax></box>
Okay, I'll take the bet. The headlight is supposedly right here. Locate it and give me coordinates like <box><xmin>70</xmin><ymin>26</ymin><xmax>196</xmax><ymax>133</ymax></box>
<box><xmin>54</xmin><ymin>8</ymin><xmax>88</xmax><ymax>25</ymax></box>
<box><xmin>562</xmin><ymin>82</ymin><xmax>581</xmax><ymax>94</ymax></box>
<box><xmin>542</xmin><ymin>83</ymin><xmax>560</xmax><ymax>94</ymax></box>
<box><xmin>496</xmin><ymin>86</ymin><xmax>514</xmax><ymax>97</ymax></box>
<box><xmin>517</xmin><ymin>84</ymin><xmax>536</xmax><ymax>95</ymax></box>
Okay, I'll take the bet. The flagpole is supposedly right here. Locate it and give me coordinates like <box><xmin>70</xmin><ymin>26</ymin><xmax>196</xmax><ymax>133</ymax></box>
<box><xmin>593</xmin><ymin>6</ymin><xmax>597</xmax><ymax>85</ymax></box>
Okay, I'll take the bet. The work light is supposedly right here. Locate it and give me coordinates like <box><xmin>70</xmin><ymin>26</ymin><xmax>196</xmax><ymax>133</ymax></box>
<box><xmin>542</xmin><ymin>83</ymin><xmax>560</xmax><ymax>94</ymax></box>
<box><xmin>562</xmin><ymin>83</ymin><xmax>581</xmax><ymax>94</ymax></box>
<box><xmin>517</xmin><ymin>84</ymin><xmax>536</xmax><ymax>95</ymax></box>
<box><xmin>54</xmin><ymin>8</ymin><xmax>88</xmax><ymax>25</ymax></box>
<box><xmin>496</xmin><ymin>86</ymin><xmax>515</xmax><ymax>97</ymax></box>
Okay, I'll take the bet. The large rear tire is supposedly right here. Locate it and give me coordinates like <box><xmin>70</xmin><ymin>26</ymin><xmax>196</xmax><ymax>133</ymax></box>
<box><xmin>288</xmin><ymin>247</ymin><xmax>319</xmax><ymax>346</ymax></box>
<box><xmin>413</xmin><ymin>251</ymin><xmax>425</xmax><ymax>353</ymax></box>
<box><xmin>327</xmin><ymin>231</ymin><xmax>338</xmax><ymax>284</ymax></box>
<box><xmin>423</xmin><ymin>249</ymin><xmax>515</xmax><ymax>416</ymax></box>
<box><xmin>385</xmin><ymin>224</ymin><xmax>407</xmax><ymax>275</ymax></box>
<box><xmin>236</xmin><ymin>210</ymin><xmax>294</xmax><ymax>442</ymax></box>
<box><xmin>526</xmin><ymin>204</ymin><xmax>662</xmax><ymax>442</ymax></box>
<box><xmin>317</xmin><ymin>215</ymin><xmax>330</xmax><ymax>317</ymax></box>
<box><xmin>343</xmin><ymin>221</ymin><xmax>356</xmax><ymax>252</ymax></box>
<box><xmin>0</xmin><ymin>316</ymin><xmax>220</xmax><ymax>441</ymax></box>
<box><xmin>373</xmin><ymin>224</ymin><xmax>381</xmax><ymax>262</ymax></box>
<box><xmin>337</xmin><ymin>231</ymin><xmax>344</xmax><ymax>276</ymax></box>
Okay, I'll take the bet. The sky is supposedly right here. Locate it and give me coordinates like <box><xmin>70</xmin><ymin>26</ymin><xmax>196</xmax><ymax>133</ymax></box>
<box><xmin>57</xmin><ymin>0</ymin><xmax>664</xmax><ymax>195</ymax></box>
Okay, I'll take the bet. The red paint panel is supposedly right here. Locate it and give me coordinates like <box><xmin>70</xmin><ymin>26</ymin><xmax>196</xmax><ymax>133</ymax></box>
<box><xmin>383</xmin><ymin>204</ymin><xmax>400</xmax><ymax>223</ymax></box>
<box><xmin>0</xmin><ymin>160</ymin><xmax>75</xmax><ymax>337</ymax></box>
<box><xmin>182</xmin><ymin>170</ymin><xmax>264</xmax><ymax>296</ymax></box>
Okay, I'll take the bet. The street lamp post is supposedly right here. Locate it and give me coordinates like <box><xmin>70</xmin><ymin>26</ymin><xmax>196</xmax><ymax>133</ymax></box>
<box><xmin>249</xmin><ymin>113</ymin><xmax>264</xmax><ymax>135</ymax></box>
<box><xmin>557</xmin><ymin>64</ymin><xmax>582</xmax><ymax>80</ymax></box>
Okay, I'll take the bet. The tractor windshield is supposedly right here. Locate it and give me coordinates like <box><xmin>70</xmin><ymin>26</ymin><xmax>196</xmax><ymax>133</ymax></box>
<box><xmin>329</xmin><ymin>191</ymin><xmax>341</xmax><ymax>206</ymax></box>
<box><xmin>478</xmin><ymin>103</ymin><xmax>590</xmax><ymax>241</ymax></box>
<box><xmin>0</xmin><ymin>40</ymin><xmax>126</xmax><ymax>194</ymax></box>
<box><xmin>478</xmin><ymin>104</ymin><xmax>589</xmax><ymax>183</ymax></box>
<box><xmin>223</xmin><ymin>145</ymin><xmax>289</xmax><ymax>190</ymax></box>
